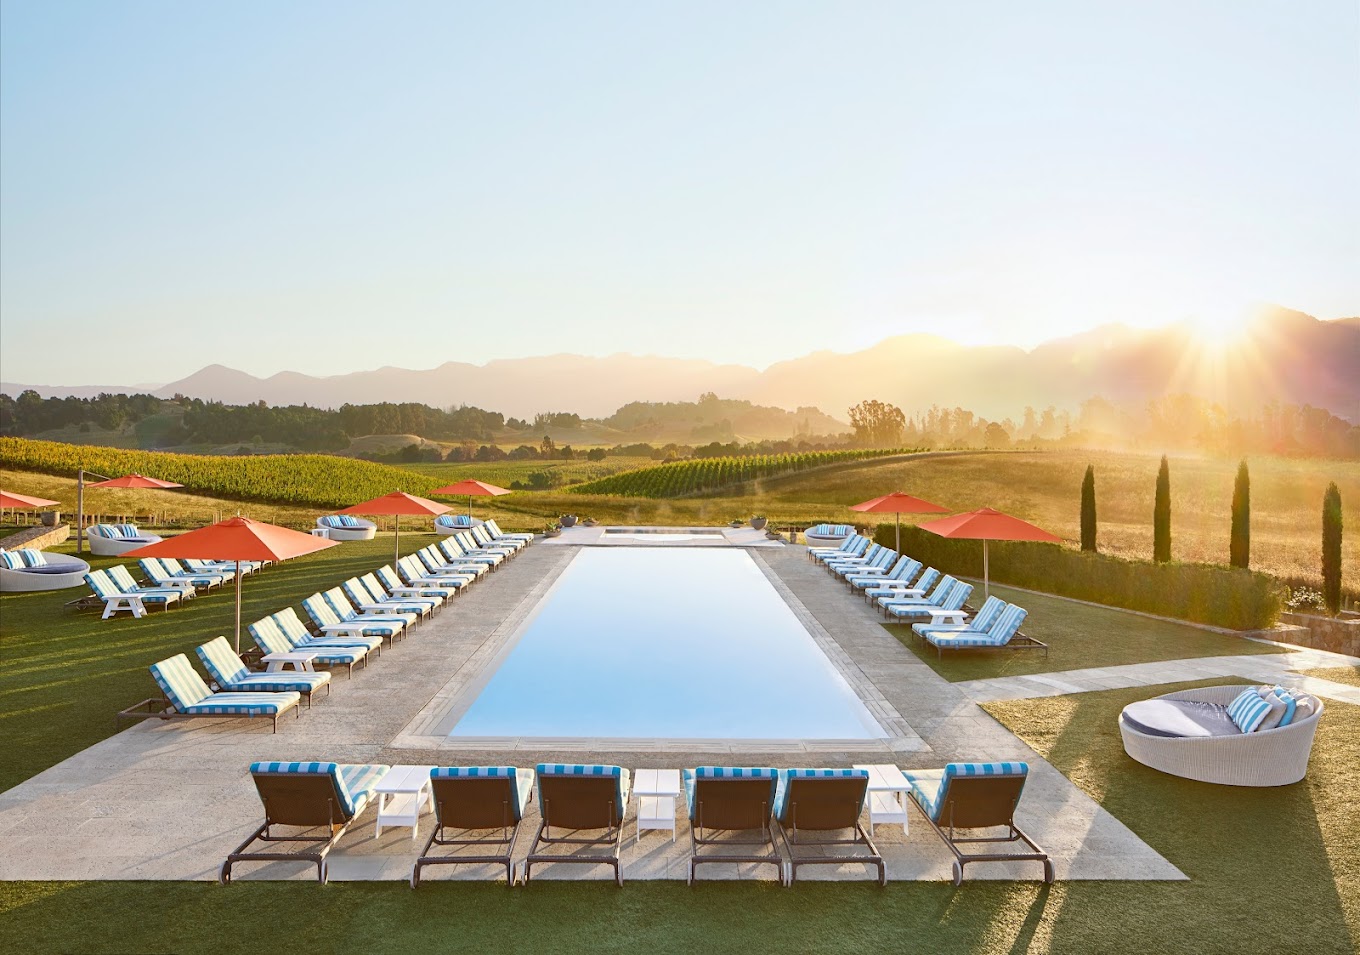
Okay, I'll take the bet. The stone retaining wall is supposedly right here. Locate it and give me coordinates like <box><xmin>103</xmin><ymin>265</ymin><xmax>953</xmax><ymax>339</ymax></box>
<box><xmin>1277</xmin><ymin>611</ymin><xmax>1360</xmax><ymax>656</ymax></box>
<box><xmin>0</xmin><ymin>523</ymin><xmax>71</xmax><ymax>552</ymax></box>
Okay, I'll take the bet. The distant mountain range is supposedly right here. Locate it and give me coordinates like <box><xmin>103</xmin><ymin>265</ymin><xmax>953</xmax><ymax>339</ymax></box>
<box><xmin>5</xmin><ymin>307</ymin><xmax>1357</xmax><ymax>422</ymax></box>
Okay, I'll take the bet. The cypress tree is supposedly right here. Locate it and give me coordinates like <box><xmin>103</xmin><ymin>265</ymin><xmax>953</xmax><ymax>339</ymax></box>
<box><xmin>1153</xmin><ymin>455</ymin><xmax>1171</xmax><ymax>563</ymax></box>
<box><xmin>1230</xmin><ymin>460</ymin><xmax>1250</xmax><ymax>569</ymax></box>
<box><xmin>1080</xmin><ymin>465</ymin><xmax>1097</xmax><ymax>552</ymax></box>
<box><xmin>1322</xmin><ymin>482</ymin><xmax>1343</xmax><ymax>613</ymax></box>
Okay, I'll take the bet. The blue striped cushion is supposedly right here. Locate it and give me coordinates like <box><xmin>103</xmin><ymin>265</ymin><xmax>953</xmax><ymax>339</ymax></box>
<box><xmin>339</xmin><ymin>514</ymin><xmax>359</xmax><ymax>527</ymax></box>
<box><xmin>149</xmin><ymin>654</ymin><xmax>212</xmax><ymax>710</ymax></box>
<box><xmin>0</xmin><ymin>551</ymin><xmax>23</xmax><ymax>570</ymax></box>
<box><xmin>249</xmin><ymin>761</ymin><xmax>389</xmax><ymax>818</ymax></box>
<box><xmin>220</xmin><ymin>672</ymin><xmax>330</xmax><ymax>693</ymax></box>
<box><xmin>88</xmin><ymin>524</ymin><xmax>115</xmax><ymax>538</ymax></box>
<box><xmin>85</xmin><ymin>571</ymin><xmax>118</xmax><ymax>600</ymax></box>
<box><xmin>1273</xmin><ymin>686</ymin><xmax>1298</xmax><ymax>728</ymax></box>
<box><xmin>116</xmin><ymin>524</ymin><xmax>140</xmax><ymax>538</ymax></box>
<box><xmin>904</xmin><ymin>762</ymin><xmax>1029</xmax><ymax>822</ymax></box>
<box><xmin>338</xmin><ymin>763</ymin><xmax>390</xmax><ymax>813</ymax></box>
<box><xmin>534</xmin><ymin>764</ymin><xmax>630</xmax><ymax>820</ymax></box>
<box><xmin>773</xmin><ymin>768</ymin><xmax>868</xmax><ymax>821</ymax></box>
<box><xmin>18</xmin><ymin>549</ymin><xmax>48</xmax><ymax>567</ymax></box>
<box><xmin>1228</xmin><ymin>688</ymin><xmax>1272</xmax><ymax>733</ymax></box>
<box><xmin>431</xmin><ymin>766</ymin><xmax>532</xmax><ymax>821</ymax></box>
<box><xmin>183</xmin><ymin>693</ymin><xmax>298</xmax><ymax>717</ymax></box>
<box><xmin>248</xmin><ymin>617</ymin><xmax>291</xmax><ymax>655</ymax></box>
<box><xmin>682</xmin><ymin>766</ymin><xmax>778</xmax><ymax>819</ymax></box>
<box><xmin>196</xmin><ymin>637</ymin><xmax>249</xmax><ymax>685</ymax></box>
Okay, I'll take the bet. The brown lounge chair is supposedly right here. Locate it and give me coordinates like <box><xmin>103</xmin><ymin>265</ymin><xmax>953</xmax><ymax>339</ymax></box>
<box><xmin>411</xmin><ymin>767</ymin><xmax>535</xmax><ymax>887</ymax></box>
<box><xmin>221</xmin><ymin>761</ymin><xmax>390</xmax><ymax>884</ymax></box>
<box><xmin>684</xmin><ymin>767</ymin><xmax>783</xmax><ymax>885</ymax></box>
<box><xmin>523</xmin><ymin>764</ymin><xmax>631</xmax><ymax>886</ymax></box>
<box><xmin>117</xmin><ymin>654</ymin><xmax>301</xmax><ymax>732</ymax></box>
<box><xmin>902</xmin><ymin>761</ymin><xmax>1053</xmax><ymax>885</ymax></box>
<box><xmin>773</xmin><ymin>769</ymin><xmax>884</xmax><ymax>885</ymax></box>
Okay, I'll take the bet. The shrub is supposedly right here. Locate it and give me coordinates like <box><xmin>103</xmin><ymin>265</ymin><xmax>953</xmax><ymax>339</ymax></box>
<box><xmin>1322</xmin><ymin>482</ymin><xmax>1343</xmax><ymax>613</ymax></box>
<box><xmin>1153</xmin><ymin>454</ymin><xmax>1171</xmax><ymax>563</ymax></box>
<box><xmin>873</xmin><ymin>524</ymin><xmax>1282</xmax><ymax>630</ymax></box>
<box><xmin>1080</xmin><ymin>464</ymin><xmax>1097</xmax><ymax>553</ymax></box>
<box><xmin>1230</xmin><ymin>460</ymin><xmax>1250</xmax><ymax>569</ymax></box>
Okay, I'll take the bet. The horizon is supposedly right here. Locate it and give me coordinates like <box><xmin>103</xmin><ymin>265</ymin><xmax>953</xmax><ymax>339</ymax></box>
<box><xmin>2</xmin><ymin>2</ymin><xmax>1358</xmax><ymax>384</ymax></box>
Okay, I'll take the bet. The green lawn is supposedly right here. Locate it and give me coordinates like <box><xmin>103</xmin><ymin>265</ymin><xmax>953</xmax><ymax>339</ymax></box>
<box><xmin>2</xmin><ymin>680</ymin><xmax>1354</xmax><ymax>954</ymax></box>
<box><xmin>885</xmin><ymin>583</ymin><xmax>1288</xmax><ymax>682</ymax></box>
<box><xmin>0</xmin><ymin>534</ymin><xmax>439</xmax><ymax>794</ymax></box>
<box><xmin>1300</xmin><ymin>665</ymin><xmax>1360</xmax><ymax>689</ymax></box>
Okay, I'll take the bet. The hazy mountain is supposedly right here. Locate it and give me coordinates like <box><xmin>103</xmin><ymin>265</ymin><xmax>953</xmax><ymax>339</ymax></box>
<box><xmin>4</xmin><ymin>307</ymin><xmax>1356</xmax><ymax>422</ymax></box>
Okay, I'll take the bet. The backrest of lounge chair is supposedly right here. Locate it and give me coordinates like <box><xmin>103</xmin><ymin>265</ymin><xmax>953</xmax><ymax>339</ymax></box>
<box><xmin>417</xmin><ymin>549</ymin><xmax>441</xmax><ymax>573</ymax></box>
<box><xmin>138</xmin><ymin>558</ymin><xmax>168</xmax><ymax>583</ymax></box>
<box><xmin>941</xmin><ymin>581</ymin><xmax>972</xmax><ymax>611</ymax></box>
<box><xmin>934</xmin><ymin>762</ymin><xmax>1029</xmax><ymax>828</ymax></box>
<box><xmin>85</xmin><ymin>570</ymin><xmax>119</xmax><ymax>600</ymax></box>
<box><xmin>439</xmin><ymin>538</ymin><xmax>467</xmax><ymax>561</ymax></box>
<box><xmin>687</xmin><ymin>767</ymin><xmax>778</xmax><ymax>829</ymax></box>
<box><xmin>985</xmin><ymin>604</ymin><xmax>1028</xmax><ymax>645</ymax></box>
<box><xmin>471</xmin><ymin>525</ymin><xmax>492</xmax><ymax>545</ymax></box>
<box><xmin>149</xmin><ymin>654</ymin><xmax>212</xmax><ymax>711</ymax></box>
<box><xmin>342</xmin><ymin>577</ymin><xmax>373</xmax><ymax>607</ymax></box>
<box><xmin>774</xmin><ymin>769</ymin><xmax>870</xmax><ymax>830</ymax></box>
<box><xmin>909</xmin><ymin>567</ymin><xmax>941</xmax><ymax>595</ymax></box>
<box><xmin>303</xmin><ymin>593</ymin><xmax>341</xmax><ymax>628</ymax></box>
<box><xmin>485</xmin><ymin>519</ymin><xmax>506</xmax><ymax>537</ymax></box>
<box><xmin>323</xmin><ymin>588</ymin><xmax>358</xmax><ymax>619</ymax></box>
<box><xmin>535</xmin><ymin>764</ymin><xmax>628</xmax><ymax>828</ymax></box>
<box><xmin>248</xmin><ymin>761</ymin><xmax>357</xmax><ymax>824</ymax></box>
<box><xmin>107</xmin><ymin>565</ymin><xmax>142</xmax><ymax>592</ymax></box>
<box><xmin>274</xmin><ymin>608</ymin><xmax>313</xmax><ymax>644</ymax></box>
<box><xmin>968</xmin><ymin>596</ymin><xmax>1007</xmax><ymax>632</ymax></box>
<box><xmin>248</xmin><ymin>616</ymin><xmax>292</xmax><ymax>655</ymax></box>
<box><xmin>361</xmin><ymin>573</ymin><xmax>391</xmax><ymax>599</ymax></box>
<box><xmin>926</xmin><ymin>575</ymin><xmax>956</xmax><ymax>605</ymax></box>
<box><xmin>375</xmin><ymin>566</ymin><xmax>403</xmax><ymax>592</ymax></box>
<box><xmin>431</xmin><ymin>767</ymin><xmax>525</xmax><ymax>826</ymax></box>
<box><xmin>883</xmin><ymin>555</ymin><xmax>911</xmax><ymax>578</ymax></box>
<box><xmin>895</xmin><ymin>557</ymin><xmax>923</xmax><ymax>582</ymax></box>
<box><xmin>162</xmin><ymin>558</ymin><xmax>193</xmax><ymax>576</ymax></box>
<box><xmin>196</xmin><ymin>636</ymin><xmax>248</xmax><ymax>686</ymax></box>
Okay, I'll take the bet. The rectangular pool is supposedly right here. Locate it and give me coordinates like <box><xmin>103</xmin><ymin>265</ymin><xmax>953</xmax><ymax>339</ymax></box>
<box><xmin>444</xmin><ymin>547</ymin><xmax>885</xmax><ymax>740</ymax></box>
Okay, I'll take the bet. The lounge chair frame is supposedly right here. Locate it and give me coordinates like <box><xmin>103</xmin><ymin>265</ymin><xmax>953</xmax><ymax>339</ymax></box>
<box><xmin>523</xmin><ymin>776</ymin><xmax>626</xmax><ymax>886</ymax></box>
<box><xmin>773</xmin><ymin>776</ymin><xmax>884</xmax><ymax>886</ymax></box>
<box><xmin>221</xmin><ymin>773</ymin><xmax>355</xmax><ymax>884</ymax></box>
<box><xmin>909</xmin><ymin>775</ymin><xmax>1053</xmax><ymax>885</ymax></box>
<box><xmin>115</xmin><ymin>691</ymin><xmax>299</xmax><ymax>732</ymax></box>
<box><xmin>687</xmin><ymin>778</ymin><xmax>783</xmax><ymax>885</ymax></box>
<box><xmin>412</xmin><ymin>777</ymin><xmax>524</xmax><ymax>886</ymax></box>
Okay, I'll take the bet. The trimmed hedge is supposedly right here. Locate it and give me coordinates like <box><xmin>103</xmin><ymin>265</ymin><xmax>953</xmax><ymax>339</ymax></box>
<box><xmin>874</xmin><ymin>524</ymin><xmax>1283</xmax><ymax>631</ymax></box>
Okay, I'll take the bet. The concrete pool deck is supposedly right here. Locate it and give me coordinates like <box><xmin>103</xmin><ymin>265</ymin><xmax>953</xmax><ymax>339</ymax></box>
<box><xmin>5</xmin><ymin>539</ymin><xmax>1347</xmax><ymax>884</ymax></box>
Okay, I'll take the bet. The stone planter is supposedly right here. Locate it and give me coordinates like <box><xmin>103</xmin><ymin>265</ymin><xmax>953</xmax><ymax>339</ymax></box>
<box><xmin>40</xmin><ymin>511</ymin><xmax>60</xmax><ymax>527</ymax></box>
<box><xmin>1278</xmin><ymin>611</ymin><xmax>1360</xmax><ymax>656</ymax></box>
<box><xmin>559</xmin><ymin>515</ymin><xmax>577</xmax><ymax>528</ymax></box>
<box><xmin>750</xmin><ymin>517</ymin><xmax>767</xmax><ymax>531</ymax></box>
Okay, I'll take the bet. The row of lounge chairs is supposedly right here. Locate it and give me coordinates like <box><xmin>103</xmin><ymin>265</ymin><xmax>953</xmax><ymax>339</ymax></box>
<box><xmin>118</xmin><ymin>522</ymin><xmax>534</xmax><ymax>729</ymax></box>
<box><xmin>811</xmin><ymin>534</ymin><xmax>1046</xmax><ymax>656</ymax></box>
<box><xmin>223</xmin><ymin>760</ymin><xmax>1050</xmax><ymax>887</ymax></box>
<box><xmin>81</xmin><ymin>558</ymin><xmax>262</xmax><ymax>618</ymax></box>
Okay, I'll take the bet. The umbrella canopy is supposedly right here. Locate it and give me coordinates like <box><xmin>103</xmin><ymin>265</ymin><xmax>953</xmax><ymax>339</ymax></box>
<box><xmin>125</xmin><ymin>517</ymin><xmax>338</xmax><ymax>653</ymax></box>
<box><xmin>849</xmin><ymin>492</ymin><xmax>949</xmax><ymax>554</ymax></box>
<box><xmin>339</xmin><ymin>491</ymin><xmax>450</xmax><ymax>564</ymax></box>
<box><xmin>85</xmin><ymin>474</ymin><xmax>184</xmax><ymax>489</ymax></box>
<box><xmin>0</xmin><ymin>490</ymin><xmax>61</xmax><ymax>509</ymax></box>
<box><xmin>430</xmin><ymin>479</ymin><xmax>512</xmax><ymax>518</ymax></box>
<box><xmin>916</xmin><ymin>507</ymin><xmax>1062</xmax><ymax>598</ymax></box>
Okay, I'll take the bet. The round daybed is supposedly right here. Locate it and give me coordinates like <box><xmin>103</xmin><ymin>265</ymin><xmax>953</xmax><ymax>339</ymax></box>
<box><xmin>803</xmin><ymin>523</ymin><xmax>857</xmax><ymax>548</ymax></box>
<box><xmin>315</xmin><ymin>516</ymin><xmax>378</xmax><ymax>541</ymax></box>
<box><xmin>86</xmin><ymin>523</ymin><xmax>164</xmax><ymax>557</ymax></box>
<box><xmin>434</xmin><ymin>514</ymin><xmax>482</xmax><ymax>536</ymax></box>
<box><xmin>1119</xmin><ymin>686</ymin><xmax>1324</xmax><ymax>787</ymax></box>
<box><xmin>0</xmin><ymin>552</ymin><xmax>91</xmax><ymax>592</ymax></box>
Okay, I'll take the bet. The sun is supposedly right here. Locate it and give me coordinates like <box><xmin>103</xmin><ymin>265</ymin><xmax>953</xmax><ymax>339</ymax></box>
<box><xmin>1183</xmin><ymin>309</ymin><xmax>1251</xmax><ymax>348</ymax></box>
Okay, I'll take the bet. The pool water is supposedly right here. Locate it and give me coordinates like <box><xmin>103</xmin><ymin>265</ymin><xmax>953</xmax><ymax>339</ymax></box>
<box><xmin>445</xmin><ymin>547</ymin><xmax>885</xmax><ymax>740</ymax></box>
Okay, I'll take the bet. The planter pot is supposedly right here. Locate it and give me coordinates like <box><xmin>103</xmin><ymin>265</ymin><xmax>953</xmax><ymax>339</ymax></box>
<box><xmin>559</xmin><ymin>515</ymin><xmax>578</xmax><ymax>528</ymax></box>
<box><xmin>40</xmin><ymin>511</ymin><xmax>60</xmax><ymax>527</ymax></box>
<box><xmin>750</xmin><ymin>518</ymin><xmax>767</xmax><ymax>531</ymax></box>
<box><xmin>545</xmin><ymin>529</ymin><xmax>562</xmax><ymax>538</ymax></box>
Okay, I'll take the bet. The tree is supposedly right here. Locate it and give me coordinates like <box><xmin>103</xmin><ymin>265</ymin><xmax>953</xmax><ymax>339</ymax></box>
<box><xmin>847</xmin><ymin>400</ymin><xmax>906</xmax><ymax>447</ymax></box>
<box><xmin>539</xmin><ymin>435</ymin><xmax>556</xmax><ymax>457</ymax></box>
<box><xmin>1080</xmin><ymin>465</ymin><xmax>1097</xmax><ymax>552</ymax></box>
<box><xmin>1230</xmin><ymin>460</ymin><xmax>1250</xmax><ymax>569</ymax></box>
<box><xmin>1322</xmin><ymin>482</ymin><xmax>1343</xmax><ymax>613</ymax></box>
<box><xmin>1153</xmin><ymin>455</ymin><xmax>1171</xmax><ymax>563</ymax></box>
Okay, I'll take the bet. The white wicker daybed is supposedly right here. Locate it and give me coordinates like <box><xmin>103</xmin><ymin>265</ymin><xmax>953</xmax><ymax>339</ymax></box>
<box><xmin>86</xmin><ymin>523</ymin><xmax>164</xmax><ymax>557</ymax></box>
<box><xmin>0</xmin><ymin>550</ymin><xmax>91</xmax><ymax>592</ymax></box>
<box><xmin>803</xmin><ymin>523</ymin><xmax>857</xmax><ymax>548</ymax></box>
<box><xmin>433</xmin><ymin>514</ymin><xmax>482</xmax><ymax>536</ymax></box>
<box><xmin>316</xmin><ymin>515</ymin><xmax>378</xmax><ymax>541</ymax></box>
<box><xmin>1120</xmin><ymin>685</ymin><xmax>1324</xmax><ymax>787</ymax></box>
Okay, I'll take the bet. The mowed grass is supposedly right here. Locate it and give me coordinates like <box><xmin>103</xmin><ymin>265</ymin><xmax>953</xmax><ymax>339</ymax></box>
<box><xmin>1300</xmin><ymin>665</ymin><xmax>1360</xmax><ymax>689</ymax></box>
<box><xmin>884</xmin><ymin>583</ymin><xmax>1287</xmax><ymax>682</ymax></box>
<box><xmin>753</xmin><ymin>449</ymin><xmax>1360</xmax><ymax>589</ymax></box>
<box><xmin>3</xmin><ymin>681</ymin><xmax>1355</xmax><ymax>954</ymax></box>
<box><xmin>0</xmin><ymin>534</ymin><xmax>442</xmax><ymax>794</ymax></box>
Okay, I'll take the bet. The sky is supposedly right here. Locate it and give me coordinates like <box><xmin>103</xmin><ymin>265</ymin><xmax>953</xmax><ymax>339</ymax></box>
<box><xmin>1</xmin><ymin>0</ymin><xmax>1357</xmax><ymax>386</ymax></box>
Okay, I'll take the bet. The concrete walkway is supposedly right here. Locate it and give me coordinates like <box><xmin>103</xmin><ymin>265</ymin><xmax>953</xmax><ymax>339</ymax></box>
<box><xmin>0</xmin><ymin>542</ymin><xmax>1186</xmax><ymax>884</ymax></box>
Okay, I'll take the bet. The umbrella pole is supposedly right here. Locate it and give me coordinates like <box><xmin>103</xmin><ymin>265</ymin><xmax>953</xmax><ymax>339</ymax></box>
<box><xmin>394</xmin><ymin>515</ymin><xmax>401</xmax><ymax>566</ymax></box>
<box><xmin>233</xmin><ymin>562</ymin><xmax>243</xmax><ymax>655</ymax></box>
<box><xmin>468</xmin><ymin>495</ymin><xmax>473</xmax><ymax>518</ymax></box>
<box><xmin>983</xmin><ymin>540</ymin><xmax>990</xmax><ymax>599</ymax></box>
<box><xmin>76</xmin><ymin>471</ymin><xmax>85</xmax><ymax>553</ymax></box>
<box><xmin>895</xmin><ymin>512</ymin><xmax>901</xmax><ymax>555</ymax></box>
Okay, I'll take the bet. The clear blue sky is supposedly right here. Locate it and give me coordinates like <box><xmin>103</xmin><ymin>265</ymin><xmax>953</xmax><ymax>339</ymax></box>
<box><xmin>2</xmin><ymin>0</ymin><xmax>1356</xmax><ymax>385</ymax></box>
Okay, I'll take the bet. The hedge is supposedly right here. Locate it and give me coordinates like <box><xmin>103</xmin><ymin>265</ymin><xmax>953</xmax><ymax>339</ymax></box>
<box><xmin>874</xmin><ymin>524</ymin><xmax>1283</xmax><ymax>631</ymax></box>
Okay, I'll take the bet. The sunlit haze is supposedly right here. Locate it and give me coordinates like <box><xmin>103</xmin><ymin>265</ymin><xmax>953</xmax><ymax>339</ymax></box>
<box><xmin>2</xmin><ymin>1</ymin><xmax>1357</xmax><ymax>386</ymax></box>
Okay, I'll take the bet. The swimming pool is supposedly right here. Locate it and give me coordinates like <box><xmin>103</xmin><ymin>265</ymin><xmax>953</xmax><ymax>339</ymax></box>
<box><xmin>442</xmin><ymin>547</ymin><xmax>886</xmax><ymax>740</ymax></box>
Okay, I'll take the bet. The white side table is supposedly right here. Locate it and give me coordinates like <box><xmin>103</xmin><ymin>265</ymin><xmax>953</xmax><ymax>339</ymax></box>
<box><xmin>310</xmin><ymin>527</ymin><xmax>330</xmax><ymax>539</ymax></box>
<box><xmin>853</xmin><ymin>764</ymin><xmax>911</xmax><ymax>837</ymax></box>
<box><xmin>633</xmin><ymin>769</ymin><xmax>682</xmax><ymax>844</ymax></box>
<box><xmin>260</xmin><ymin>650</ymin><xmax>319</xmax><ymax>672</ymax></box>
<box><xmin>374</xmin><ymin>765</ymin><xmax>437</xmax><ymax>840</ymax></box>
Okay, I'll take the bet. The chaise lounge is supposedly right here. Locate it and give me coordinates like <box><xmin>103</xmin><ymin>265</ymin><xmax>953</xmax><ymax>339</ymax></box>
<box><xmin>523</xmin><ymin>764</ymin><xmax>631</xmax><ymax>886</ymax></box>
<box><xmin>773</xmin><ymin>768</ymin><xmax>884</xmax><ymax>886</ymax></box>
<box><xmin>118</xmin><ymin>653</ymin><xmax>301</xmax><ymax>731</ymax></box>
<box><xmin>685</xmin><ymin>766</ymin><xmax>783</xmax><ymax>885</ymax></box>
<box><xmin>411</xmin><ymin>766</ymin><xmax>536</xmax><ymax>886</ymax></box>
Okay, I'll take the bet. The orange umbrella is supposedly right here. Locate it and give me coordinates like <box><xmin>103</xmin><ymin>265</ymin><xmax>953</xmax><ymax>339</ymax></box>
<box><xmin>77</xmin><ymin>471</ymin><xmax>184</xmax><ymax>553</ymax></box>
<box><xmin>431</xmin><ymin>479</ymin><xmax>512</xmax><ymax>519</ymax></box>
<box><xmin>339</xmin><ymin>491</ymin><xmax>451</xmax><ymax>565</ymax></box>
<box><xmin>0</xmin><ymin>490</ymin><xmax>61</xmax><ymax>509</ymax></box>
<box><xmin>916</xmin><ymin>507</ymin><xmax>1062</xmax><ymax>598</ymax></box>
<box><xmin>125</xmin><ymin>517</ymin><xmax>338</xmax><ymax>652</ymax></box>
<box><xmin>849</xmin><ymin>492</ymin><xmax>949</xmax><ymax>555</ymax></box>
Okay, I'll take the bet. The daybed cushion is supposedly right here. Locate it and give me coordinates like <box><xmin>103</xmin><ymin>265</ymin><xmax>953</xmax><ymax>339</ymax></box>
<box><xmin>249</xmin><ymin>761</ymin><xmax>390</xmax><ymax>817</ymax></box>
<box><xmin>431</xmin><ymin>766</ymin><xmax>534</xmax><ymax>821</ymax></box>
<box><xmin>1121</xmin><ymin>699</ymin><xmax>1242</xmax><ymax>738</ymax></box>
<box><xmin>535</xmin><ymin>764</ymin><xmax>631</xmax><ymax>822</ymax></box>
<box><xmin>682</xmin><ymin>766</ymin><xmax>778</xmax><ymax>819</ymax></box>
<box><xmin>773</xmin><ymin>767</ymin><xmax>868</xmax><ymax>821</ymax></box>
<box><xmin>902</xmin><ymin>762</ymin><xmax>1029</xmax><ymax>823</ymax></box>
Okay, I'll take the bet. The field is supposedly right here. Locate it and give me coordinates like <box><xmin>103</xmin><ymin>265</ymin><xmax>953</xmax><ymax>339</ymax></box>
<box><xmin>398</xmin><ymin>456</ymin><xmax>654</xmax><ymax>487</ymax></box>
